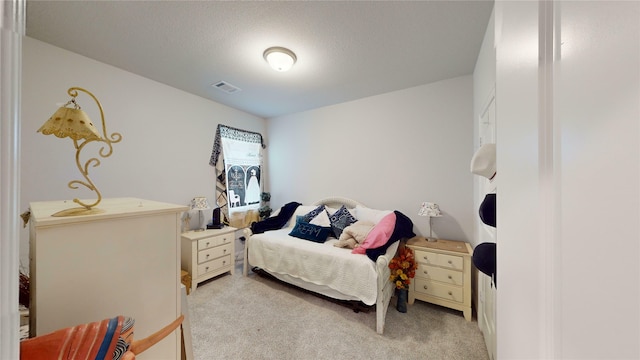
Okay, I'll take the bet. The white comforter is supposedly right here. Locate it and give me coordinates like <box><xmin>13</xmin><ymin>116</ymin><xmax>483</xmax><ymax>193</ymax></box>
<box><xmin>248</xmin><ymin>228</ymin><xmax>385</xmax><ymax>305</ymax></box>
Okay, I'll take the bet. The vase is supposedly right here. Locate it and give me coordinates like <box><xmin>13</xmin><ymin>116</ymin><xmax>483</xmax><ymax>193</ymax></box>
<box><xmin>396</xmin><ymin>288</ymin><xmax>408</xmax><ymax>313</ymax></box>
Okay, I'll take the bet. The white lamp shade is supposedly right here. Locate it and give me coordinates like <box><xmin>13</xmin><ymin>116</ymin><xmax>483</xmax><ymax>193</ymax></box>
<box><xmin>418</xmin><ymin>202</ymin><xmax>442</xmax><ymax>217</ymax></box>
<box><xmin>190</xmin><ymin>196</ymin><xmax>211</xmax><ymax>210</ymax></box>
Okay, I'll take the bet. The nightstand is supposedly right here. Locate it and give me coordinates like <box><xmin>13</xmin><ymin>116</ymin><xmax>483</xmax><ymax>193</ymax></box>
<box><xmin>406</xmin><ymin>236</ymin><xmax>473</xmax><ymax>321</ymax></box>
<box><xmin>181</xmin><ymin>227</ymin><xmax>237</xmax><ymax>294</ymax></box>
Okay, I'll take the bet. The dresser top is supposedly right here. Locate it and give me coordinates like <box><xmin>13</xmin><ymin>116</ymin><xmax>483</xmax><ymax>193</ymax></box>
<box><xmin>181</xmin><ymin>227</ymin><xmax>238</xmax><ymax>240</ymax></box>
<box><xmin>30</xmin><ymin>197</ymin><xmax>188</xmax><ymax>226</ymax></box>
<box><xmin>406</xmin><ymin>236</ymin><xmax>471</xmax><ymax>255</ymax></box>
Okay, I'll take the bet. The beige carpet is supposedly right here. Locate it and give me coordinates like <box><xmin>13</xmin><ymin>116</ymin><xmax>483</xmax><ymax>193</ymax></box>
<box><xmin>187</xmin><ymin>263</ymin><xmax>489</xmax><ymax>360</ymax></box>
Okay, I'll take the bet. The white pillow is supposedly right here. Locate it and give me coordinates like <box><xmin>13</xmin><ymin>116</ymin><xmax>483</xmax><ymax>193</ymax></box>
<box><xmin>354</xmin><ymin>205</ymin><xmax>392</xmax><ymax>224</ymax></box>
<box><xmin>310</xmin><ymin>210</ymin><xmax>331</xmax><ymax>227</ymax></box>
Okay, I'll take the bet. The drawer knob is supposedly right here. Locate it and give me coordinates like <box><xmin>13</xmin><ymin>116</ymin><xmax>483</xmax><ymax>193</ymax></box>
<box><xmin>448</xmin><ymin>260</ymin><xmax>453</xmax><ymax>264</ymax></box>
<box><xmin>448</xmin><ymin>275</ymin><xmax>452</xmax><ymax>280</ymax></box>
<box><xmin>448</xmin><ymin>291</ymin><xmax>453</xmax><ymax>296</ymax></box>
<box><xmin>206</xmin><ymin>242</ymin><xmax>210</xmax><ymax>246</ymax></box>
<box><xmin>223</xmin><ymin>260</ymin><xmax>226</xmax><ymax>264</ymax></box>
<box><xmin>423</xmin><ymin>270</ymin><xmax>428</xmax><ymax>275</ymax></box>
<box><xmin>423</xmin><ymin>285</ymin><xmax>428</xmax><ymax>290</ymax></box>
<box><xmin>206</xmin><ymin>254</ymin><xmax>210</xmax><ymax>258</ymax></box>
<box><xmin>205</xmin><ymin>266</ymin><xmax>209</xmax><ymax>271</ymax></box>
<box><xmin>223</xmin><ymin>249</ymin><xmax>227</xmax><ymax>253</ymax></box>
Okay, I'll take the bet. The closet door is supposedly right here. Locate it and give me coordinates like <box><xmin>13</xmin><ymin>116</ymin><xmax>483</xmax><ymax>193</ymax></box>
<box><xmin>477</xmin><ymin>90</ymin><xmax>496</xmax><ymax>360</ymax></box>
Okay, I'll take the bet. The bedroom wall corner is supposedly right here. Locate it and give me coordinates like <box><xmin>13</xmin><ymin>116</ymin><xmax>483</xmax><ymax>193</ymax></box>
<box><xmin>266</xmin><ymin>76</ymin><xmax>475</xmax><ymax>244</ymax></box>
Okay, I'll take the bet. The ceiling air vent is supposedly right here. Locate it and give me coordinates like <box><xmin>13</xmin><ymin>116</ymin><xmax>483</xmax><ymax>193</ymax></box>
<box><xmin>212</xmin><ymin>81</ymin><xmax>241</xmax><ymax>94</ymax></box>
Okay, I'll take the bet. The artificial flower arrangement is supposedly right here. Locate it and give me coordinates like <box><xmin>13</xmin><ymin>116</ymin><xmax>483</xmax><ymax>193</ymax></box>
<box><xmin>389</xmin><ymin>246</ymin><xmax>418</xmax><ymax>290</ymax></box>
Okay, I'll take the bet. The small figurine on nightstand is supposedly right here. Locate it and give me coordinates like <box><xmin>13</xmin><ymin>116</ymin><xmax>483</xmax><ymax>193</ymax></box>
<box><xmin>182</xmin><ymin>212</ymin><xmax>191</xmax><ymax>233</ymax></box>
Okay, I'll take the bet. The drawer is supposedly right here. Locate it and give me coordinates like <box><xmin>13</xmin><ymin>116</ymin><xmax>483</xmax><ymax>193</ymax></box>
<box><xmin>414</xmin><ymin>249</ymin><xmax>463</xmax><ymax>270</ymax></box>
<box><xmin>197</xmin><ymin>254</ymin><xmax>232</xmax><ymax>275</ymax></box>
<box><xmin>198</xmin><ymin>233</ymin><xmax>233</xmax><ymax>250</ymax></box>
<box><xmin>414</xmin><ymin>277</ymin><xmax>464</xmax><ymax>303</ymax></box>
<box><xmin>416</xmin><ymin>264</ymin><xmax>463</xmax><ymax>285</ymax></box>
<box><xmin>198</xmin><ymin>243</ymin><xmax>232</xmax><ymax>264</ymax></box>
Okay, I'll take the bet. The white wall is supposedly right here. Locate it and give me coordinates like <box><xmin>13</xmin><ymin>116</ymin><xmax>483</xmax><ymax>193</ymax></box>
<box><xmin>20</xmin><ymin>37</ymin><xmax>265</xmax><ymax>268</ymax></box>
<box><xmin>555</xmin><ymin>1</ymin><xmax>639</xmax><ymax>357</ymax></box>
<box><xmin>496</xmin><ymin>1</ymin><xmax>639</xmax><ymax>358</ymax></box>
<box><xmin>266</xmin><ymin>76</ymin><xmax>474</xmax><ymax>242</ymax></box>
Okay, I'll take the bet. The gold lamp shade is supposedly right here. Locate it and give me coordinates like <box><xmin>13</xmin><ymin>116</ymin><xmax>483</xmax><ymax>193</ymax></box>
<box><xmin>39</xmin><ymin>87</ymin><xmax>122</xmax><ymax>216</ymax></box>
<box><xmin>38</xmin><ymin>106</ymin><xmax>102</xmax><ymax>141</ymax></box>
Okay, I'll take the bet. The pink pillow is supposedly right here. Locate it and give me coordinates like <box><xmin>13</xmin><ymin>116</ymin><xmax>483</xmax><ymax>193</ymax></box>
<box><xmin>352</xmin><ymin>212</ymin><xmax>396</xmax><ymax>254</ymax></box>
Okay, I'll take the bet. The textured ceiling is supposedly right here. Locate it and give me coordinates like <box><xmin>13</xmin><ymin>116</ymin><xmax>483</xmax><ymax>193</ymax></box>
<box><xmin>26</xmin><ymin>1</ymin><xmax>494</xmax><ymax>118</ymax></box>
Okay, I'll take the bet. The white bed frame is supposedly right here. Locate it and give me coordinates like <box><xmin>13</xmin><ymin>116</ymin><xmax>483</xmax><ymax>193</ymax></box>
<box><xmin>242</xmin><ymin>197</ymin><xmax>397</xmax><ymax>334</ymax></box>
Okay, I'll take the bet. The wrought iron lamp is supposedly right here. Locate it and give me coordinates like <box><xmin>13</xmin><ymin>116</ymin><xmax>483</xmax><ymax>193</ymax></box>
<box><xmin>418</xmin><ymin>202</ymin><xmax>443</xmax><ymax>242</ymax></box>
<box><xmin>38</xmin><ymin>87</ymin><xmax>122</xmax><ymax>217</ymax></box>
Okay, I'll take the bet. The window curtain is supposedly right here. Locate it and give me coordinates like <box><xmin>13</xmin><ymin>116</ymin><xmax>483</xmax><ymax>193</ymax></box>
<box><xmin>209</xmin><ymin>124</ymin><xmax>265</xmax><ymax>228</ymax></box>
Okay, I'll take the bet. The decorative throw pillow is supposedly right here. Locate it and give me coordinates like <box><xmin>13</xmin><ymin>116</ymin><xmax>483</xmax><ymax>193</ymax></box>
<box><xmin>295</xmin><ymin>212</ymin><xmax>330</xmax><ymax>227</ymax></box>
<box><xmin>302</xmin><ymin>205</ymin><xmax>326</xmax><ymax>223</ymax></box>
<box><xmin>327</xmin><ymin>205</ymin><xmax>357</xmax><ymax>238</ymax></box>
<box><xmin>353</xmin><ymin>205</ymin><xmax>392</xmax><ymax>225</ymax></box>
<box><xmin>309</xmin><ymin>210</ymin><xmax>331</xmax><ymax>227</ymax></box>
<box><xmin>289</xmin><ymin>221</ymin><xmax>332</xmax><ymax>243</ymax></box>
<box><xmin>352</xmin><ymin>212</ymin><xmax>397</xmax><ymax>254</ymax></box>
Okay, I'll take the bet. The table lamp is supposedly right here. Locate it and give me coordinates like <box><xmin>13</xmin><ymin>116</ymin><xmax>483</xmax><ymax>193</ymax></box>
<box><xmin>38</xmin><ymin>87</ymin><xmax>122</xmax><ymax>217</ymax></box>
<box><xmin>190</xmin><ymin>196</ymin><xmax>211</xmax><ymax>231</ymax></box>
<box><xmin>418</xmin><ymin>202</ymin><xmax>442</xmax><ymax>242</ymax></box>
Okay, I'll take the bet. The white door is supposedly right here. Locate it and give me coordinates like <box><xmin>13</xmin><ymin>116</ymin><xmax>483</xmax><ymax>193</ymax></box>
<box><xmin>477</xmin><ymin>90</ymin><xmax>496</xmax><ymax>360</ymax></box>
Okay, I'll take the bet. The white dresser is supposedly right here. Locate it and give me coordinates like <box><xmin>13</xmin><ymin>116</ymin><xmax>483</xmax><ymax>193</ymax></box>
<box><xmin>406</xmin><ymin>236</ymin><xmax>473</xmax><ymax>321</ymax></box>
<box><xmin>181</xmin><ymin>227</ymin><xmax>236</xmax><ymax>294</ymax></box>
<box><xmin>29</xmin><ymin>198</ymin><xmax>187</xmax><ymax>360</ymax></box>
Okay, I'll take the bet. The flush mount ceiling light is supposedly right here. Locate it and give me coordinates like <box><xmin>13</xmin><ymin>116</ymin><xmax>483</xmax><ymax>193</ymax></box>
<box><xmin>263</xmin><ymin>46</ymin><xmax>297</xmax><ymax>72</ymax></box>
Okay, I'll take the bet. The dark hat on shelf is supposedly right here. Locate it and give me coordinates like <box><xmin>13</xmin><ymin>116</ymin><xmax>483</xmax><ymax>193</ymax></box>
<box><xmin>473</xmin><ymin>242</ymin><xmax>496</xmax><ymax>286</ymax></box>
<box><xmin>479</xmin><ymin>193</ymin><xmax>496</xmax><ymax>228</ymax></box>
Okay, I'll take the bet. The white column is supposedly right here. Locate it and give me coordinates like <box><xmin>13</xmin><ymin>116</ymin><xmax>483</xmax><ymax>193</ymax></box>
<box><xmin>496</xmin><ymin>0</ymin><xmax>547</xmax><ymax>358</ymax></box>
<box><xmin>0</xmin><ymin>0</ymin><xmax>25</xmax><ymax>358</ymax></box>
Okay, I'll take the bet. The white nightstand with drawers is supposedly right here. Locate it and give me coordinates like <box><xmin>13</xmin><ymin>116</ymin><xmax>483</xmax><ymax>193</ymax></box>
<box><xmin>181</xmin><ymin>227</ymin><xmax>237</xmax><ymax>294</ymax></box>
<box><xmin>406</xmin><ymin>236</ymin><xmax>473</xmax><ymax>321</ymax></box>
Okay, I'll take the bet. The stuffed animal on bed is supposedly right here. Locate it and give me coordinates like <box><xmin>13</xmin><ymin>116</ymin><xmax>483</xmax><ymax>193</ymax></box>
<box><xmin>333</xmin><ymin>221</ymin><xmax>375</xmax><ymax>249</ymax></box>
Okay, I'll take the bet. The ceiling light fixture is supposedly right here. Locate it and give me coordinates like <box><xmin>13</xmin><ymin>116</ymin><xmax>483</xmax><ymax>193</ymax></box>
<box><xmin>263</xmin><ymin>47</ymin><xmax>297</xmax><ymax>72</ymax></box>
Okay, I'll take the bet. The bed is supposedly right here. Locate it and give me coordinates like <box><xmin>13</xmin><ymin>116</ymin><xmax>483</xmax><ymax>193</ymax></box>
<box><xmin>242</xmin><ymin>197</ymin><xmax>415</xmax><ymax>334</ymax></box>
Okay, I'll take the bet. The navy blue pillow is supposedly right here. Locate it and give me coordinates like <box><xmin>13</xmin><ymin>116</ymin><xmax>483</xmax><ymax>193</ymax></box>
<box><xmin>327</xmin><ymin>205</ymin><xmax>357</xmax><ymax>238</ymax></box>
<box><xmin>289</xmin><ymin>221</ymin><xmax>332</xmax><ymax>243</ymax></box>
